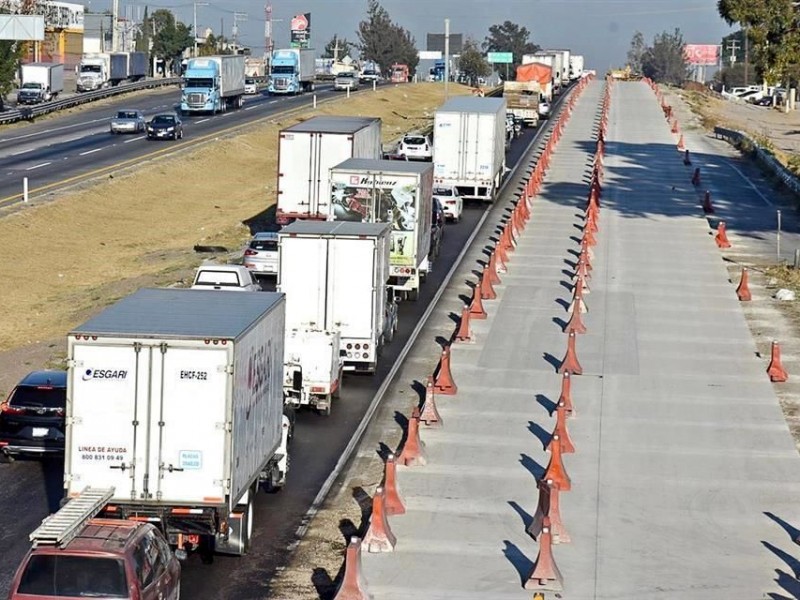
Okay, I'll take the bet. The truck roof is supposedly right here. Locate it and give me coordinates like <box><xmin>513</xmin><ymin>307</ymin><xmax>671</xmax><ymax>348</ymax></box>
<box><xmin>333</xmin><ymin>158</ymin><xmax>433</xmax><ymax>175</ymax></box>
<box><xmin>283</xmin><ymin>116</ymin><xmax>380</xmax><ymax>134</ymax></box>
<box><xmin>71</xmin><ymin>288</ymin><xmax>283</xmax><ymax>340</ymax></box>
<box><xmin>279</xmin><ymin>221</ymin><xmax>391</xmax><ymax>238</ymax></box>
<box><xmin>437</xmin><ymin>96</ymin><xmax>506</xmax><ymax>114</ymax></box>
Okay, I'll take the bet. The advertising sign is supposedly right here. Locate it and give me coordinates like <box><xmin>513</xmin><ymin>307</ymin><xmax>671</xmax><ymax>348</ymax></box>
<box><xmin>290</xmin><ymin>13</ymin><xmax>311</xmax><ymax>49</ymax></box>
<box><xmin>684</xmin><ymin>44</ymin><xmax>720</xmax><ymax>66</ymax></box>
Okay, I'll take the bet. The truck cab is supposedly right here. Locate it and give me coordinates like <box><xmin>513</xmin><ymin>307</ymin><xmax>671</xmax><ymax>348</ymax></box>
<box><xmin>17</xmin><ymin>82</ymin><xmax>50</xmax><ymax>104</ymax></box>
<box><xmin>181</xmin><ymin>56</ymin><xmax>245</xmax><ymax>114</ymax></box>
<box><xmin>390</xmin><ymin>63</ymin><xmax>409</xmax><ymax>83</ymax></box>
<box><xmin>268</xmin><ymin>49</ymin><xmax>315</xmax><ymax>95</ymax></box>
<box><xmin>76</xmin><ymin>56</ymin><xmax>108</xmax><ymax>92</ymax></box>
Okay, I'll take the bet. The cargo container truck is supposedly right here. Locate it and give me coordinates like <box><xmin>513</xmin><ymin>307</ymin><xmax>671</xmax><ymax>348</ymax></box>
<box><xmin>17</xmin><ymin>62</ymin><xmax>64</xmax><ymax>104</ymax></box>
<box><xmin>64</xmin><ymin>288</ymin><xmax>290</xmax><ymax>562</ymax></box>
<box><xmin>503</xmin><ymin>81</ymin><xmax>541</xmax><ymax>127</ymax></box>
<box><xmin>283</xmin><ymin>328</ymin><xmax>343</xmax><ymax>416</ymax></box>
<box><xmin>181</xmin><ymin>55</ymin><xmax>246</xmax><ymax>114</ymax></box>
<box><xmin>276</xmin><ymin>116</ymin><xmax>382</xmax><ymax>224</ymax></box>
<box><xmin>569</xmin><ymin>54</ymin><xmax>585</xmax><ymax>80</ymax></box>
<box><xmin>109</xmin><ymin>52</ymin><xmax>148</xmax><ymax>85</ymax></box>
<box><xmin>268</xmin><ymin>48</ymin><xmax>316</xmax><ymax>95</ymax></box>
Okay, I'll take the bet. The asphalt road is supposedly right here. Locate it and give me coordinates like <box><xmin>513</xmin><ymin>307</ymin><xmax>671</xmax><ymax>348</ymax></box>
<box><xmin>0</xmin><ymin>82</ymin><xmax>346</xmax><ymax>207</ymax></box>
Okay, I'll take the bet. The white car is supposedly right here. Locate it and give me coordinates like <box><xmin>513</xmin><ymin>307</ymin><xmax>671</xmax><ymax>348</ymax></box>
<box><xmin>538</xmin><ymin>100</ymin><xmax>551</xmax><ymax>118</ymax></box>
<box><xmin>244</xmin><ymin>78</ymin><xmax>259</xmax><ymax>95</ymax></box>
<box><xmin>190</xmin><ymin>264</ymin><xmax>261</xmax><ymax>291</ymax></box>
<box><xmin>398</xmin><ymin>133</ymin><xmax>432</xmax><ymax>161</ymax></box>
<box><xmin>243</xmin><ymin>231</ymin><xmax>279</xmax><ymax>276</ymax></box>
<box><xmin>433</xmin><ymin>185</ymin><xmax>463</xmax><ymax>222</ymax></box>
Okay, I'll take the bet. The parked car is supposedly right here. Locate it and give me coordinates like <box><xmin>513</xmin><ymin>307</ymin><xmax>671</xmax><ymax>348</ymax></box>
<box><xmin>430</xmin><ymin>197</ymin><xmax>445</xmax><ymax>259</ymax></box>
<box><xmin>755</xmin><ymin>95</ymin><xmax>776</xmax><ymax>106</ymax></box>
<box><xmin>109</xmin><ymin>109</ymin><xmax>145</xmax><ymax>134</ymax></box>
<box><xmin>146</xmin><ymin>112</ymin><xmax>183</xmax><ymax>140</ymax></box>
<box><xmin>334</xmin><ymin>71</ymin><xmax>360</xmax><ymax>91</ymax></box>
<box><xmin>244</xmin><ymin>77</ymin><xmax>259</xmax><ymax>95</ymax></box>
<box><xmin>433</xmin><ymin>185</ymin><xmax>463</xmax><ymax>222</ymax></box>
<box><xmin>7</xmin><ymin>519</ymin><xmax>181</xmax><ymax>600</ymax></box>
<box><xmin>243</xmin><ymin>231</ymin><xmax>280</xmax><ymax>276</ymax></box>
<box><xmin>0</xmin><ymin>370</ymin><xmax>67</xmax><ymax>460</ymax></box>
<box><xmin>539</xmin><ymin>100</ymin><xmax>551</xmax><ymax>118</ymax></box>
<box><xmin>191</xmin><ymin>264</ymin><xmax>261</xmax><ymax>291</ymax></box>
<box><xmin>398</xmin><ymin>132</ymin><xmax>433</xmax><ymax>161</ymax></box>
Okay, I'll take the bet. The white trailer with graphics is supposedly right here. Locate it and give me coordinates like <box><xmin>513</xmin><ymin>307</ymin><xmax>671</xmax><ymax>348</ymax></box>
<box><xmin>64</xmin><ymin>288</ymin><xmax>290</xmax><ymax>562</ymax></box>
<box><xmin>329</xmin><ymin>158</ymin><xmax>433</xmax><ymax>301</ymax></box>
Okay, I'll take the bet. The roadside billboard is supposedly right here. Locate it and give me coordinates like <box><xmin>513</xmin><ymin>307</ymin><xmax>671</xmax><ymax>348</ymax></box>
<box><xmin>684</xmin><ymin>44</ymin><xmax>720</xmax><ymax>66</ymax></box>
<box><xmin>290</xmin><ymin>13</ymin><xmax>311</xmax><ymax>49</ymax></box>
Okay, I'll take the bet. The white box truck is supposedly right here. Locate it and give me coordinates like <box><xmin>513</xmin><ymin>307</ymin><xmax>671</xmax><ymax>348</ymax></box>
<box><xmin>64</xmin><ymin>288</ymin><xmax>290</xmax><ymax>561</ymax></box>
<box><xmin>550</xmin><ymin>49</ymin><xmax>572</xmax><ymax>85</ymax></box>
<box><xmin>278</xmin><ymin>221</ymin><xmax>396</xmax><ymax>373</ymax></box>
<box><xmin>569</xmin><ymin>54</ymin><xmax>585</xmax><ymax>80</ymax></box>
<box><xmin>432</xmin><ymin>96</ymin><xmax>507</xmax><ymax>203</ymax></box>
<box><xmin>76</xmin><ymin>53</ymin><xmax>110</xmax><ymax>92</ymax></box>
<box><xmin>276</xmin><ymin>116</ymin><xmax>382</xmax><ymax>224</ymax></box>
<box><xmin>530</xmin><ymin>52</ymin><xmax>562</xmax><ymax>92</ymax></box>
<box><xmin>329</xmin><ymin>158</ymin><xmax>433</xmax><ymax>301</ymax></box>
<box><xmin>17</xmin><ymin>63</ymin><xmax>64</xmax><ymax>104</ymax></box>
<box><xmin>283</xmin><ymin>328</ymin><xmax>343</xmax><ymax>415</ymax></box>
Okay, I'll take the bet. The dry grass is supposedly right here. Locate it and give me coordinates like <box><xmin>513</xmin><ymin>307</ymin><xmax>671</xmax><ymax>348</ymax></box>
<box><xmin>0</xmin><ymin>83</ymin><xmax>472</xmax><ymax>351</ymax></box>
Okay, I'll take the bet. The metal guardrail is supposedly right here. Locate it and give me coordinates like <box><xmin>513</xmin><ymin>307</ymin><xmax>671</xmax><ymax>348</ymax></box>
<box><xmin>714</xmin><ymin>125</ymin><xmax>800</xmax><ymax>196</ymax></box>
<box><xmin>0</xmin><ymin>77</ymin><xmax>182</xmax><ymax>125</ymax></box>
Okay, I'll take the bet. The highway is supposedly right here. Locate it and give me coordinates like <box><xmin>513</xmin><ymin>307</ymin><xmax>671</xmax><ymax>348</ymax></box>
<box><xmin>0</xmin><ymin>82</ymin><xmax>345</xmax><ymax>207</ymax></box>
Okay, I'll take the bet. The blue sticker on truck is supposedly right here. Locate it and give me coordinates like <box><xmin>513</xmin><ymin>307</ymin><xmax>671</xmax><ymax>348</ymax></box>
<box><xmin>179</xmin><ymin>450</ymin><xmax>202</xmax><ymax>470</ymax></box>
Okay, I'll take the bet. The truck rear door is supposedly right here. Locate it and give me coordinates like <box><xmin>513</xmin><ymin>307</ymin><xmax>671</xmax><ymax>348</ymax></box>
<box><xmin>327</xmin><ymin>238</ymin><xmax>375</xmax><ymax>340</ymax></box>
<box><xmin>433</xmin><ymin>112</ymin><xmax>463</xmax><ymax>180</ymax></box>
<box><xmin>279</xmin><ymin>236</ymin><xmax>328</xmax><ymax>330</ymax></box>
<box><xmin>278</xmin><ymin>132</ymin><xmax>314</xmax><ymax>217</ymax></box>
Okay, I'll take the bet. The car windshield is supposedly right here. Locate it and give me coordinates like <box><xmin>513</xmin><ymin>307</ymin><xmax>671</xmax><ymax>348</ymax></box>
<box><xmin>80</xmin><ymin>65</ymin><xmax>102</xmax><ymax>74</ymax></box>
<box><xmin>9</xmin><ymin>384</ymin><xmax>66</xmax><ymax>409</ymax></box>
<box><xmin>185</xmin><ymin>77</ymin><xmax>214</xmax><ymax>88</ymax></box>
<box><xmin>245</xmin><ymin>79</ymin><xmax>256</xmax><ymax>85</ymax></box>
<box><xmin>338</xmin><ymin>73</ymin><xmax>354</xmax><ymax>79</ymax></box>
<box><xmin>116</xmin><ymin>111</ymin><xmax>139</xmax><ymax>119</ymax></box>
<box><xmin>195</xmin><ymin>270</ymin><xmax>242</xmax><ymax>287</ymax></box>
<box><xmin>21</xmin><ymin>83</ymin><xmax>42</xmax><ymax>89</ymax></box>
<box><xmin>250</xmin><ymin>239</ymin><xmax>278</xmax><ymax>252</ymax></box>
<box><xmin>433</xmin><ymin>187</ymin><xmax>453</xmax><ymax>196</ymax></box>
<box><xmin>404</xmin><ymin>136</ymin><xmax>426</xmax><ymax>146</ymax></box>
<box><xmin>17</xmin><ymin>555</ymin><xmax>128</xmax><ymax>598</ymax></box>
<box><xmin>272</xmin><ymin>65</ymin><xmax>295</xmax><ymax>74</ymax></box>
<box><xmin>151</xmin><ymin>115</ymin><xmax>175</xmax><ymax>125</ymax></box>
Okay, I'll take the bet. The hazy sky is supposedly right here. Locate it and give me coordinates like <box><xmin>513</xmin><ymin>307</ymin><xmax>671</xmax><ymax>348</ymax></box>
<box><xmin>87</xmin><ymin>0</ymin><xmax>733</xmax><ymax>70</ymax></box>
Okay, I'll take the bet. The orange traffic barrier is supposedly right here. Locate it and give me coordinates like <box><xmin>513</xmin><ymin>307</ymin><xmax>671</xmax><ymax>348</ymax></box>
<box><xmin>542</xmin><ymin>433</ymin><xmax>572</xmax><ymax>492</ymax></box>
<box><xmin>480</xmin><ymin>266</ymin><xmax>497</xmax><ymax>300</ymax></box>
<box><xmin>558</xmin><ymin>372</ymin><xmax>575</xmax><ymax>417</ymax></box>
<box><xmin>767</xmin><ymin>341</ymin><xmax>789</xmax><ymax>383</ymax></box>
<box><xmin>362</xmin><ymin>486</ymin><xmax>397</xmax><ymax>553</ymax></box>
<box><xmin>548</xmin><ymin>400</ymin><xmax>575</xmax><ymax>454</ymax></box>
<box><xmin>488</xmin><ymin>251</ymin><xmax>502</xmax><ymax>285</ymax></box>
<box><xmin>677</xmin><ymin>134</ymin><xmax>686</xmax><ymax>151</ymax></box>
<box><xmin>736</xmin><ymin>268</ymin><xmax>752</xmax><ymax>301</ymax></box>
<box><xmin>715</xmin><ymin>221</ymin><xmax>731</xmax><ymax>249</ymax></box>
<box><xmin>496</xmin><ymin>240</ymin><xmax>509</xmax><ymax>273</ymax></box>
<box><xmin>382</xmin><ymin>454</ymin><xmax>406</xmax><ymax>516</ymax></box>
<box><xmin>529</xmin><ymin>479</ymin><xmax>570</xmax><ymax>544</ymax></box>
<box><xmin>559</xmin><ymin>332</ymin><xmax>584</xmax><ymax>376</ymax></box>
<box><xmin>468</xmin><ymin>281</ymin><xmax>487</xmax><ymax>320</ymax></box>
<box><xmin>419</xmin><ymin>376</ymin><xmax>444</xmax><ymax>428</ymax></box>
<box><xmin>455</xmin><ymin>305</ymin><xmax>474</xmax><ymax>344</ymax></box>
<box><xmin>397</xmin><ymin>407</ymin><xmax>427</xmax><ymax>467</ymax></box>
<box><xmin>332</xmin><ymin>537</ymin><xmax>370</xmax><ymax>600</ymax></box>
<box><xmin>434</xmin><ymin>346</ymin><xmax>457</xmax><ymax>395</ymax></box>
<box><xmin>523</xmin><ymin>517</ymin><xmax>564</xmax><ymax>592</ymax></box>
<box><xmin>564</xmin><ymin>301</ymin><xmax>587</xmax><ymax>335</ymax></box>
<box><xmin>702</xmin><ymin>190</ymin><xmax>715</xmax><ymax>214</ymax></box>
<box><xmin>671</xmin><ymin>119</ymin><xmax>679</xmax><ymax>134</ymax></box>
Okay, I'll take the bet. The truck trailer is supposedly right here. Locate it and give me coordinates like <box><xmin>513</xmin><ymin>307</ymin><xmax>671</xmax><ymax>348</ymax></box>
<box><xmin>432</xmin><ymin>96</ymin><xmax>507</xmax><ymax>202</ymax></box>
<box><xmin>181</xmin><ymin>55</ymin><xmax>246</xmax><ymax>114</ymax></box>
<box><xmin>268</xmin><ymin>48</ymin><xmax>316</xmax><ymax>95</ymax></box>
<box><xmin>17</xmin><ymin>62</ymin><xmax>64</xmax><ymax>104</ymax></box>
<box><xmin>64</xmin><ymin>288</ymin><xmax>289</xmax><ymax>561</ymax></box>
<box><xmin>278</xmin><ymin>221</ymin><xmax>396</xmax><ymax>373</ymax></box>
<box><xmin>109</xmin><ymin>52</ymin><xmax>148</xmax><ymax>85</ymax></box>
<box><xmin>275</xmin><ymin>116</ymin><xmax>382</xmax><ymax>224</ymax></box>
<box><xmin>329</xmin><ymin>158</ymin><xmax>433</xmax><ymax>301</ymax></box>
<box><xmin>569</xmin><ymin>54</ymin><xmax>585</xmax><ymax>80</ymax></box>
<box><xmin>503</xmin><ymin>81</ymin><xmax>541</xmax><ymax>127</ymax></box>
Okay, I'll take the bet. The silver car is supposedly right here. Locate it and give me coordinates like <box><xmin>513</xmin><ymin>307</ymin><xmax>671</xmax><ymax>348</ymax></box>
<box><xmin>110</xmin><ymin>109</ymin><xmax>145</xmax><ymax>134</ymax></box>
<box><xmin>334</xmin><ymin>71</ymin><xmax>360</xmax><ymax>91</ymax></box>
<box><xmin>243</xmin><ymin>232</ymin><xmax>280</xmax><ymax>276</ymax></box>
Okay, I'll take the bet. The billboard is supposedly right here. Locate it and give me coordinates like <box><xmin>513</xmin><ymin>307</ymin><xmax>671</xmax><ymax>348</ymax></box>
<box><xmin>290</xmin><ymin>13</ymin><xmax>311</xmax><ymax>48</ymax></box>
<box><xmin>684</xmin><ymin>44</ymin><xmax>720</xmax><ymax>66</ymax></box>
<box><xmin>427</xmin><ymin>33</ymin><xmax>463</xmax><ymax>54</ymax></box>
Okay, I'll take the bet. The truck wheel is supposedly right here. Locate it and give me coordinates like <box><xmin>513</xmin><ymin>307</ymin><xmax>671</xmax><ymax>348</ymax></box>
<box><xmin>199</xmin><ymin>536</ymin><xmax>215</xmax><ymax>564</ymax></box>
<box><xmin>317</xmin><ymin>397</ymin><xmax>332</xmax><ymax>417</ymax></box>
<box><xmin>407</xmin><ymin>288</ymin><xmax>419</xmax><ymax>301</ymax></box>
<box><xmin>386</xmin><ymin>323</ymin><xmax>395</xmax><ymax>343</ymax></box>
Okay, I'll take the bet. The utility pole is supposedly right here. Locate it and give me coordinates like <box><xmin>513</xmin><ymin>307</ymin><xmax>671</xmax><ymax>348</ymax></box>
<box><xmin>265</xmin><ymin>4</ymin><xmax>272</xmax><ymax>62</ymax></box>
<box><xmin>743</xmin><ymin>27</ymin><xmax>749</xmax><ymax>86</ymax></box>
<box><xmin>444</xmin><ymin>18</ymin><xmax>450</xmax><ymax>100</ymax></box>
<box><xmin>111</xmin><ymin>0</ymin><xmax>119</xmax><ymax>52</ymax></box>
<box><xmin>726</xmin><ymin>38</ymin><xmax>740</xmax><ymax>67</ymax></box>
<box><xmin>233</xmin><ymin>12</ymin><xmax>248</xmax><ymax>52</ymax></box>
<box><xmin>193</xmin><ymin>2</ymin><xmax>209</xmax><ymax>57</ymax></box>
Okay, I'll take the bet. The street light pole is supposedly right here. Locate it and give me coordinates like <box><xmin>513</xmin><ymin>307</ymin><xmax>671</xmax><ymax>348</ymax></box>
<box><xmin>444</xmin><ymin>18</ymin><xmax>450</xmax><ymax>100</ymax></box>
<box><xmin>193</xmin><ymin>2</ymin><xmax>209</xmax><ymax>57</ymax></box>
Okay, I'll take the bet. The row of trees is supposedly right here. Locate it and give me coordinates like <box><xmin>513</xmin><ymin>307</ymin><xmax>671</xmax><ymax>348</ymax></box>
<box><xmin>627</xmin><ymin>29</ymin><xmax>688</xmax><ymax>85</ymax></box>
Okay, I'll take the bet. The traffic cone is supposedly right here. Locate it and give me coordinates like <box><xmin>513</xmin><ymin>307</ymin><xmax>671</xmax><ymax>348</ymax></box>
<box><xmin>548</xmin><ymin>401</ymin><xmax>575</xmax><ymax>454</ymax></box>
<box><xmin>397</xmin><ymin>407</ymin><xmax>427</xmax><ymax>467</ymax></box>
<box><xmin>496</xmin><ymin>241</ymin><xmax>509</xmax><ymax>273</ymax></box>
<box><xmin>736</xmin><ymin>268</ymin><xmax>752</xmax><ymax>301</ymax></box>
<box><xmin>558</xmin><ymin>372</ymin><xmax>575</xmax><ymax>417</ymax></box>
<box><xmin>433</xmin><ymin>346</ymin><xmax>457</xmax><ymax>395</ymax></box>
<box><xmin>382</xmin><ymin>454</ymin><xmax>405</xmax><ymax>516</ymax></box>
<box><xmin>418</xmin><ymin>376</ymin><xmax>444</xmax><ymax>428</ymax></box>
<box><xmin>567</xmin><ymin>281</ymin><xmax>588</xmax><ymax>315</ymax></box>
<box><xmin>677</xmin><ymin>135</ymin><xmax>686</xmax><ymax>151</ymax></box>
<box><xmin>691</xmin><ymin>167</ymin><xmax>701</xmax><ymax>186</ymax></box>
<box><xmin>767</xmin><ymin>341</ymin><xmax>789</xmax><ymax>382</ymax></box>
<box><xmin>332</xmin><ymin>537</ymin><xmax>370</xmax><ymax>600</ymax></box>
<box><xmin>558</xmin><ymin>332</ymin><xmax>583</xmax><ymax>375</ymax></box>
<box><xmin>523</xmin><ymin>518</ymin><xmax>564</xmax><ymax>592</ymax></box>
<box><xmin>488</xmin><ymin>250</ymin><xmax>502</xmax><ymax>285</ymax></box>
<box><xmin>480</xmin><ymin>266</ymin><xmax>497</xmax><ymax>300</ymax></box>
<box><xmin>564</xmin><ymin>300</ymin><xmax>587</xmax><ymax>334</ymax></box>
<box><xmin>362</xmin><ymin>486</ymin><xmax>396</xmax><ymax>553</ymax></box>
<box><xmin>542</xmin><ymin>434</ymin><xmax>571</xmax><ymax>492</ymax></box>
<box><xmin>528</xmin><ymin>479</ymin><xmax>570</xmax><ymax>544</ymax></box>
<box><xmin>454</xmin><ymin>305</ymin><xmax>474</xmax><ymax>344</ymax></box>
<box><xmin>671</xmin><ymin>119</ymin><xmax>679</xmax><ymax>134</ymax></box>
<box><xmin>702</xmin><ymin>190</ymin><xmax>715</xmax><ymax>214</ymax></box>
<box><xmin>715</xmin><ymin>221</ymin><xmax>731</xmax><ymax>249</ymax></box>
<box><xmin>683</xmin><ymin>149</ymin><xmax>692</xmax><ymax>166</ymax></box>
<box><xmin>469</xmin><ymin>281</ymin><xmax>487</xmax><ymax>320</ymax></box>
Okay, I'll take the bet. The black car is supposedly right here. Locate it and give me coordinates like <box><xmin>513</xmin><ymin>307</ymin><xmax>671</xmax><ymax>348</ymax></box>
<box><xmin>430</xmin><ymin>197</ymin><xmax>445</xmax><ymax>260</ymax></box>
<box><xmin>146</xmin><ymin>112</ymin><xmax>184</xmax><ymax>140</ymax></box>
<box><xmin>0</xmin><ymin>370</ymin><xmax>67</xmax><ymax>460</ymax></box>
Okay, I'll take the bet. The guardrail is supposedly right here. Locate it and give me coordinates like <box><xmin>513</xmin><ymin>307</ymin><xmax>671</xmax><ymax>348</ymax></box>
<box><xmin>0</xmin><ymin>77</ymin><xmax>182</xmax><ymax>126</ymax></box>
<box><xmin>714</xmin><ymin>125</ymin><xmax>800</xmax><ymax>196</ymax></box>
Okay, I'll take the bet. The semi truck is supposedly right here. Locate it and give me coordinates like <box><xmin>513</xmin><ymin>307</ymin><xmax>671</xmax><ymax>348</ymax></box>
<box><xmin>278</xmin><ymin>221</ymin><xmax>396</xmax><ymax>374</ymax></box>
<box><xmin>526</xmin><ymin>52</ymin><xmax>563</xmax><ymax>92</ymax></box>
<box><xmin>390</xmin><ymin>63</ymin><xmax>409</xmax><ymax>83</ymax></box>
<box><xmin>275</xmin><ymin>116</ymin><xmax>382</xmax><ymax>224</ymax></box>
<box><xmin>109</xmin><ymin>51</ymin><xmax>148</xmax><ymax>85</ymax></box>
<box><xmin>63</xmin><ymin>288</ymin><xmax>290</xmax><ymax>562</ymax></box>
<box><xmin>569</xmin><ymin>54</ymin><xmax>585</xmax><ymax>80</ymax></box>
<box><xmin>76</xmin><ymin>53</ymin><xmax>111</xmax><ymax>92</ymax></box>
<box><xmin>516</xmin><ymin>63</ymin><xmax>554</xmax><ymax>101</ymax></box>
<box><xmin>329</xmin><ymin>158</ymin><xmax>433</xmax><ymax>301</ymax></box>
<box><xmin>550</xmin><ymin>49</ymin><xmax>572</xmax><ymax>85</ymax></box>
<box><xmin>268</xmin><ymin>48</ymin><xmax>316</xmax><ymax>95</ymax></box>
<box><xmin>16</xmin><ymin>62</ymin><xmax>64</xmax><ymax>104</ymax></box>
<box><xmin>181</xmin><ymin>55</ymin><xmax>246</xmax><ymax>114</ymax></box>
<box><xmin>503</xmin><ymin>81</ymin><xmax>541</xmax><ymax>127</ymax></box>
<box><xmin>432</xmin><ymin>96</ymin><xmax>507</xmax><ymax>203</ymax></box>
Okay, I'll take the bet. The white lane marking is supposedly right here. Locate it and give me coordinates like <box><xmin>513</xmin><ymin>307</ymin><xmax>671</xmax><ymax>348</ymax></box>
<box><xmin>196</xmin><ymin>118</ymin><xmax>210</xmax><ymax>123</ymax></box>
<box><xmin>124</xmin><ymin>136</ymin><xmax>145</xmax><ymax>143</ymax></box>
<box><xmin>0</xmin><ymin>117</ymin><xmax>109</xmax><ymax>144</ymax></box>
<box><xmin>244</xmin><ymin>105</ymin><xmax>258</xmax><ymax>111</ymax></box>
<box><xmin>11</xmin><ymin>148</ymin><xmax>34</xmax><ymax>156</ymax></box>
<box><xmin>269</xmin><ymin>100</ymin><xmax>278</xmax><ymax>104</ymax></box>
<box><xmin>725</xmin><ymin>162</ymin><xmax>775</xmax><ymax>207</ymax></box>
<box><xmin>79</xmin><ymin>147</ymin><xmax>104</xmax><ymax>156</ymax></box>
<box><xmin>26</xmin><ymin>162</ymin><xmax>51</xmax><ymax>171</ymax></box>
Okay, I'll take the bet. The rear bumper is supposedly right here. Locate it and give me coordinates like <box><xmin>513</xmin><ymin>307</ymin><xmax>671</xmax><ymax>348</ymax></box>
<box><xmin>1</xmin><ymin>439</ymin><xmax>64</xmax><ymax>456</ymax></box>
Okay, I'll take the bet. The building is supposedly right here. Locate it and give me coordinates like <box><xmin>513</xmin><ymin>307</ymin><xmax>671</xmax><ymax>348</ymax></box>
<box><xmin>5</xmin><ymin>0</ymin><xmax>86</xmax><ymax>68</ymax></box>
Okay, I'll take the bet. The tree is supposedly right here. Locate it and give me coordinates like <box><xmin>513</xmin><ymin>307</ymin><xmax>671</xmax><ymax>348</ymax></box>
<box><xmin>135</xmin><ymin>5</ymin><xmax>151</xmax><ymax>54</ymax></box>
<box><xmin>483</xmin><ymin>20</ymin><xmax>539</xmax><ymax>71</ymax></box>
<box><xmin>322</xmin><ymin>35</ymin><xmax>355</xmax><ymax>59</ymax></box>
<box><xmin>717</xmin><ymin>0</ymin><xmax>800</xmax><ymax>84</ymax></box>
<box><xmin>457</xmin><ymin>38</ymin><xmax>491</xmax><ymax>86</ymax></box>
<box><xmin>0</xmin><ymin>6</ymin><xmax>22</xmax><ymax>109</ymax></box>
<box><xmin>627</xmin><ymin>31</ymin><xmax>646</xmax><ymax>74</ymax></box>
<box><xmin>150</xmin><ymin>9</ymin><xmax>193</xmax><ymax>71</ymax></box>
<box><xmin>357</xmin><ymin>0</ymin><xmax>418</xmax><ymax>75</ymax></box>
<box><xmin>641</xmin><ymin>29</ymin><xmax>688</xmax><ymax>85</ymax></box>
<box><xmin>198</xmin><ymin>33</ymin><xmax>232</xmax><ymax>56</ymax></box>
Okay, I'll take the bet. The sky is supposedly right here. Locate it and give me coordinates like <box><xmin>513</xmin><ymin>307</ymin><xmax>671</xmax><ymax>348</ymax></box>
<box><xmin>85</xmin><ymin>0</ymin><xmax>734</xmax><ymax>71</ymax></box>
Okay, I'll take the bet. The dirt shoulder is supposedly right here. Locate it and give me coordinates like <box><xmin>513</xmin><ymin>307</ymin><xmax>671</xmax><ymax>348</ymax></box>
<box><xmin>0</xmin><ymin>82</ymin><xmax>473</xmax><ymax>396</ymax></box>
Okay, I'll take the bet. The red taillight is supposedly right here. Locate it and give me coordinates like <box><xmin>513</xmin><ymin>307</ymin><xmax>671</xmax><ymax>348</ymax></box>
<box><xmin>1</xmin><ymin>403</ymin><xmax>25</xmax><ymax>415</ymax></box>
<box><xmin>244</xmin><ymin>249</ymin><xmax>258</xmax><ymax>256</ymax></box>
